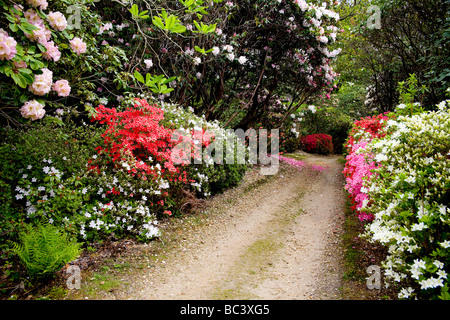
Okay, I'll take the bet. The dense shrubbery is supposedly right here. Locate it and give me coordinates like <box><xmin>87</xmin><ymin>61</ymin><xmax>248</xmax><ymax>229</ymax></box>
<box><xmin>0</xmin><ymin>96</ymin><xmax>248</xmax><ymax>250</ymax></box>
<box><xmin>343</xmin><ymin>89</ymin><xmax>450</xmax><ymax>299</ymax></box>
<box><xmin>300</xmin><ymin>133</ymin><xmax>333</xmax><ymax>155</ymax></box>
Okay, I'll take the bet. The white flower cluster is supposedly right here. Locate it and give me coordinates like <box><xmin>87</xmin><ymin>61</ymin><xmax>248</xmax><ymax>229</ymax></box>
<box><xmin>363</xmin><ymin>100</ymin><xmax>450</xmax><ymax>299</ymax></box>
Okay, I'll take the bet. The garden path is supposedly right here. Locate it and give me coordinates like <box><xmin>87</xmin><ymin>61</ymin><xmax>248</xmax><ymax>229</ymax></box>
<box><xmin>118</xmin><ymin>152</ymin><xmax>346</xmax><ymax>300</ymax></box>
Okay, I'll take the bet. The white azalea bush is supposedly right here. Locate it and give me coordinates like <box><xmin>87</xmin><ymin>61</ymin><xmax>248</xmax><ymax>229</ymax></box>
<box><xmin>362</xmin><ymin>100</ymin><xmax>450</xmax><ymax>299</ymax></box>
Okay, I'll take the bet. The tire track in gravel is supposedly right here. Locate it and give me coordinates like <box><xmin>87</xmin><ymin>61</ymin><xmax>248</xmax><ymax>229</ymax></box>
<box><xmin>126</xmin><ymin>152</ymin><xmax>346</xmax><ymax>300</ymax></box>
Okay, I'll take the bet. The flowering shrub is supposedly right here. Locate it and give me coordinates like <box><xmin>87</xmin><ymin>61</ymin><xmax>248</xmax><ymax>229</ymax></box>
<box><xmin>361</xmin><ymin>101</ymin><xmax>450</xmax><ymax>299</ymax></box>
<box><xmin>0</xmin><ymin>0</ymin><xmax>132</xmax><ymax>124</ymax></box>
<box><xmin>300</xmin><ymin>133</ymin><xmax>333</xmax><ymax>155</ymax></box>
<box><xmin>91</xmin><ymin>98</ymin><xmax>179</xmax><ymax>179</ymax></box>
<box><xmin>0</xmin><ymin>1</ymin><xmax>84</xmax><ymax>120</ymax></box>
<box><xmin>1</xmin><ymin>99</ymin><xmax>249</xmax><ymax>250</ymax></box>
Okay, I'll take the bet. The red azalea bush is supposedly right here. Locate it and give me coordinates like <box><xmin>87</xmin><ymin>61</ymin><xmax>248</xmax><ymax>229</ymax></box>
<box><xmin>344</xmin><ymin>113</ymin><xmax>393</xmax><ymax>153</ymax></box>
<box><xmin>301</xmin><ymin>134</ymin><xmax>334</xmax><ymax>155</ymax></box>
<box><xmin>91</xmin><ymin>98</ymin><xmax>180</xmax><ymax>180</ymax></box>
<box><xmin>89</xmin><ymin>98</ymin><xmax>195</xmax><ymax>219</ymax></box>
<box><xmin>89</xmin><ymin>98</ymin><xmax>246</xmax><ymax>218</ymax></box>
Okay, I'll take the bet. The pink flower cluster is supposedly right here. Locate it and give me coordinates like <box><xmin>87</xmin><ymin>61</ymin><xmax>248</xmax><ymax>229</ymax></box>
<box><xmin>53</xmin><ymin>79</ymin><xmax>71</xmax><ymax>97</ymax></box>
<box><xmin>42</xmin><ymin>41</ymin><xmax>61</xmax><ymax>62</ymax></box>
<box><xmin>29</xmin><ymin>68</ymin><xmax>53</xmax><ymax>96</ymax></box>
<box><xmin>20</xmin><ymin>99</ymin><xmax>46</xmax><ymax>121</ymax></box>
<box><xmin>0</xmin><ymin>29</ymin><xmax>17</xmax><ymax>61</ymax></box>
<box><xmin>27</xmin><ymin>0</ymin><xmax>48</xmax><ymax>10</ymax></box>
<box><xmin>27</xmin><ymin>67</ymin><xmax>71</xmax><ymax>98</ymax></box>
<box><xmin>46</xmin><ymin>11</ymin><xmax>67</xmax><ymax>31</ymax></box>
<box><xmin>343</xmin><ymin>141</ymin><xmax>376</xmax><ymax>221</ymax></box>
<box><xmin>23</xmin><ymin>9</ymin><xmax>52</xmax><ymax>45</ymax></box>
<box><xmin>343</xmin><ymin>114</ymin><xmax>392</xmax><ymax>222</ymax></box>
<box><xmin>20</xmin><ymin>7</ymin><xmax>77</xmax><ymax>61</ymax></box>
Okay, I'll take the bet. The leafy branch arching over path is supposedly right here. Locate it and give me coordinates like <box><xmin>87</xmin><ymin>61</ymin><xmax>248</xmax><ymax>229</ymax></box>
<box><xmin>69</xmin><ymin>152</ymin><xmax>346</xmax><ymax>300</ymax></box>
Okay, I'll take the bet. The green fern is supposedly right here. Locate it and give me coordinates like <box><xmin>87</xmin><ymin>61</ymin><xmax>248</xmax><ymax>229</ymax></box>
<box><xmin>9</xmin><ymin>221</ymin><xmax>81</xmax><ymax>278</ymax></box>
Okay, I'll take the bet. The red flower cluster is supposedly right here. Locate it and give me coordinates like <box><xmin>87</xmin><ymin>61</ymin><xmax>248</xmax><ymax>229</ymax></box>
<box><xmin>301</xmin><ymin>133</ymin><xmax>333</xmax><ymax>155</ymax></box>
<box><xmin>344</xmin><ymin>113</ymin><xmax>393</xmax><ymax>152</ymax></box>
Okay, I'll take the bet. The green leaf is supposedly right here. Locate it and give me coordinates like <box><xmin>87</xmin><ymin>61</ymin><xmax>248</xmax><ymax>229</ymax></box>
<box><xmin>134</xmin><ymin>70</ymin><xmax>144</xmax><ymax>83</ymax></box>
<box><xmin>9</xmin><ymin>23</ymin><xmax>18</xmax><ymax>32</ymax></box>
<box><xmin>152</xmin><ymin>16</ymin><xmax>165</xmax><ymax>29</ymax></box>
<box><xmin>129</xmin><ymin>4</ymin><xmax>139</xmax><ymax>18</ymax></box>
<box><xmin>11</xmin><ymin>73</ymin><xmax>27</xmax><ymax>88</ymax></box>
<box><xmin>21</xmin><ymin>22</ymin><xmax>39</xmax><ymax>32</ymax></box>
<box><xmin>18</xmin><ymin>68</ymin><xmax>32</xmax><ymax>75</ymax></box>
<box><xmin>194</xmin><ymin>46</ymin><xmax>206</xmax><ymax>55</ymax></box>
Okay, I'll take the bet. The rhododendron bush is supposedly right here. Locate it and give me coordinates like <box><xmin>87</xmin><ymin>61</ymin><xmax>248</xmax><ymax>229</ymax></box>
<box><xmin>0</xmin><ymin>0</ymin><xmax>129</xmax><ymax>123</ymax></box>
<box><xmin>121</xmin><ymin>0</ymin><xmax>341</xmax><ymax>129</ymax></box>
<box><xmin>343</xmin><ymin>100</ymin><xmax>450</xmax><ymax>299</ymax></box>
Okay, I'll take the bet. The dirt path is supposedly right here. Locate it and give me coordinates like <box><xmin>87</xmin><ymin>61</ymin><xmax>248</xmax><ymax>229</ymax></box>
<box><xmin>73</xmin><ymin>152</ymin><xmax>346</xmax><ymax>300</ymax></box>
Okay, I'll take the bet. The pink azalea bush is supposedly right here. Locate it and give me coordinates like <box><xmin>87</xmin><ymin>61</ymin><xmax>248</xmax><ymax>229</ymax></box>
<box><xmin>343</xmin><ymin>114</ymin><xmax>393</xmax><ymax>222</ymax></box>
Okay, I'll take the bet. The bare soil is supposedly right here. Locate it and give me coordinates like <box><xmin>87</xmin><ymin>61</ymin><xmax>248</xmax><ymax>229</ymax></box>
<box><xmin>67</xmin><ymin>152</ymin><xmax>348</xmax><ymax>300</ymax></box>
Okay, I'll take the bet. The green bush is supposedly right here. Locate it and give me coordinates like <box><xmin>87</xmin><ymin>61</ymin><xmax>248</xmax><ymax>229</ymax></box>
<box><xmin>9</xmin><ymin>221</ymin><xmax>81</xmax><ymax>279</ymax></box>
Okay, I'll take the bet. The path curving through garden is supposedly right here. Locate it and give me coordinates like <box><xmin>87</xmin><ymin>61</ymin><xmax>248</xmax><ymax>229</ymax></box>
<box><xmin>103</xmin><ymin>152</ymin><xmax>346</xmax><ymax>300</ymax></box>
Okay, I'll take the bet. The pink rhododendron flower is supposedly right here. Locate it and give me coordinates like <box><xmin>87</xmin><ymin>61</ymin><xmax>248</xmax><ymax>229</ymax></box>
<box><xmin>27</xmin><ymin>0</ymin><xmax>48</xmax><ymax>10</ymax></box>
<box><xmin>70</xmin><ymin>37</ymin><xmax>87</xmax><ymax>55</ymax></box>
<box><xmin>47</xmin><ymin>11</ymin><xmax>67</xmax><ymax>31</ymax></box>
<box><xmin>52</xmin><ymin>79</ymin><xmax>71</xmax><ymax>97</ymax></box>
<box><xmin>42</xmin><ymin>41</ymin><xmax>61</xmax><ymax>62</ymax></box>
<box><xmin>20</xmin><ymin>100</ymin><xmax>46</xmax><ymax>121</ymax></box>
<box><xmin>29</xmin><ymin>68</ymin><xmax>53</xmax><ymax>96</ymax></box>
<box><xmin>0</xmin><ymin>29</ymin><xmax>17</xmax><ymax>61</ymax></box>
<box><xmin>144</xmin><ymin>59</ymin><xmax>153</xmax><ymax>69</ymax></box>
